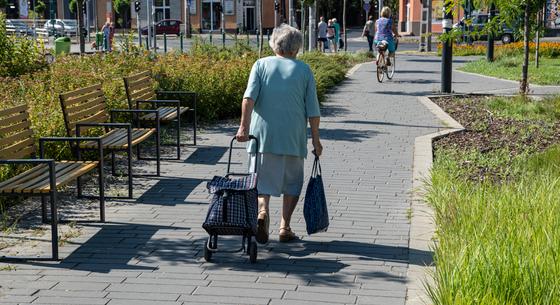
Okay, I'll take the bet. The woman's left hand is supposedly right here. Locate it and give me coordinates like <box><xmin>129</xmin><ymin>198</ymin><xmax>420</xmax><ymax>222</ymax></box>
<box><xmin>236</xmin><ymin>125</ymin><xmax>249</xmax><ymax>142</ymax></box>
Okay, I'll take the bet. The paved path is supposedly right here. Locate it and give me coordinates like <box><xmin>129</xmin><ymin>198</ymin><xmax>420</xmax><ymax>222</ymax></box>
<box><xmin>0</xmin><ymin>55</ymin><xmax>558</xmax><ymax>305</ymax></box>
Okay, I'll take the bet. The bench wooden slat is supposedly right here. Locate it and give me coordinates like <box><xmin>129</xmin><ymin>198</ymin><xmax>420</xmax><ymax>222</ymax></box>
<box><xmin>64</xmin><ymin>90</ymin><xmax>105</xmax><ymax>107</ymax></box>
<box><xmin>1</xmin><ymin>145</ymin><xmax>35</xmax><ymax>160</ymax></box>
<box><xmin>0</xmin><ymin>129</ymin><xmax>34</xmax><ymax>148</ymax></box>
<box><xmin>1</xmin><ymin>113</ymin><xmax>28</xmax><ymax>127</ymax></box>
<box><xmin>0</xmin><ymin>104</ymin><xmax>27</xmax><ymax>118</ymax></box>
<box><xmin>21</xmin><ymin>162</ymin><xmax>83</xmax><ymax>193</ymax></box>
<box><xmin>127</xmin><ymin>77</ymin><xmax>153</xmax><ymax>92</ymax></box>
<box><xmin>134</xmin><ymin>92</ymin><xmax>157</xmax><ymax>102</ymax></box>
<box><xmin>78</xmin><ymin>128</ymin><xmax>154</xmax><ymax>150</ymax></box>
<box><xmin>129</xmin><ymin>86</ymin><xmax>154</xmax><ymax>101</ymax></box>
<box><xmin>0</xmin><ymin>138</ymin><xmax>34</xmax><ymax>159</ymax></box>
<box><xmin>0</xmin><ymin>161</ymin><xmax>98</xmax><ymax>194</ymax></box>
<box><xmin>0</xmin><ymin>164</ymin><xmax>48</xmax><ymax>192</ymax></box>
<box><xmin>0</xmin><ymin>120</ymin><xmax>31</xmax><ymax>137</ymax></box>
<box><xmin>124</xmin><ymin>70</ymin><xmax>151</xmax><ymax>83</ymax></box>
<box><xmin>34</xmin><ymin>162</ymin><xmax>97</xmax><ymax>193</ymax></box>
<box><xmin>14</xmin><ymin>163</ymin><xmax>75</xmax><ymax>193</ymax></box>
<box><xmin>67</xmin><ymin>102</ymin><xmax>106</xmax><ymax>123</ymax></box>
<box><xmin>139</xmin><ymin>107</ymin><xmax>189</xmax><ymax>122</ymax></box>
<box><xmin>59</xmin><ymin>84</ymin><xmax>103</xmax><ymax>100</ymax></box>
<box><xmin>70</xmin><ymin>111</ymin><xmax>110</xmax><ymax>135</ymax></box>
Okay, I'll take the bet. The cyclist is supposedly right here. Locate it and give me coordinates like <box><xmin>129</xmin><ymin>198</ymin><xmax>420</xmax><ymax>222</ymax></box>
<box><xmin>374</xmin><ymin>7</ymin><xmax>399</xmax><ymax>66</ymax></box>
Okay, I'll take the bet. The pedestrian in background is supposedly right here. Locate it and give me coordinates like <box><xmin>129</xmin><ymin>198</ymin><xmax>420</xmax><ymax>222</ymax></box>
<box><xmin>362</xmin><ymin>15</ymin><xmax>375</xmax><ymax>52</ymax></box>
<box><xmin>236</xmin><ymin>24</ymin><xmax>323</xmax><ymax>244</ymax></box>
<box><xmin>317</xmin><ymin>16</ymin><xmax>328</xmax><ymax>52</ymax></box>
<box><xmin>333</xmin><ymin>18</ymin><xmax>340</xmax><ymax>53</ymax></box>
<box><xmin>101</xmin><ymin>22</ymin><xmax>110</xmax><ymax>52</ymax></box>
<box><xmin>327</xmin><ymin>19</ymin><xmax>336</xmax><ymax>53</ymax></box>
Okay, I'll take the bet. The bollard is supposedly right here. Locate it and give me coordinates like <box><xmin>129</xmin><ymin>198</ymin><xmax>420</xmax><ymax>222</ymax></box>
<box><xmin>139</xmin><ymin>31</ymin><xmax>142</xmax><ymax>48</ymax></box>
<box><xmin>246</xmin><ymin>31</ymin><xmax>249</xmax><ymax>44</ymax></box>
<box><xmin>222</xmin><ymin>31</ymin><xmax>226</xmax><ymax>48</ymax></box>
<box><xmin>145</xmin><ymin>35</ymin><xmax>150</xmax><ymax>50</ymax></box>
<box><xmin>180</xmin><ymin>32</ymin><xmax>184</xmax><ymax>53</ymax></box>
<box><xmin>256</xmin><ymin>30</ymin><xmax>259</xmax><ymax>48</ymax></box>
<box><xmin>267</xmin><ymin>29</ymin><xmax>270</xmax><ymax>41</ymax></box>
<box><xmin>164</xmin><ymin>33</ymin><xmax>167</xmax><ymax>53</ymax></box>
<box><xmin>209</xmin><ymin>31</ymin><xmax>213</xmax><ymax>45</ymax></box>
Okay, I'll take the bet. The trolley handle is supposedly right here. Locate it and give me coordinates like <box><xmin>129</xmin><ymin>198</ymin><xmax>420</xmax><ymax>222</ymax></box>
<box><xmin>227</xmin><ymin>135</ymin><xmax>259</xmax><ymax>174</ymax></box>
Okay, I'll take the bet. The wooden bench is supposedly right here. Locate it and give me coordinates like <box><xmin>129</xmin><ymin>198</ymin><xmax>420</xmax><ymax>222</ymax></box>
<box><xmin>0</xmin><ymin>104</ymin><xmax>105</xmax><ymax>260</ymax></box>
<box><xmin>59</xmin><ymin>84</ymin><xmax>161</xmax><ymax>199</ymax></box>
<box><xmin>124</xmin><ymin>70</ymin><xmax>198</xmax><ymax>160</ymax></box>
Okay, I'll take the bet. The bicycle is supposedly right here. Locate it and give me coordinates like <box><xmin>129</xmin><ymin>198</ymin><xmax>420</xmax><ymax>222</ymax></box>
<box><xmin>375</xmin><ymin>37</ymin><xmax>398</xmax><ymax>82</ymax></box>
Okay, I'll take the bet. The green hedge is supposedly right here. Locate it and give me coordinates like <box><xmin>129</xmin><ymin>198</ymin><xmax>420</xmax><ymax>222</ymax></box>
<box><xmin>0</xmin><ymin>44</ymin><xmax>364</xmax><ymax>208</ymax></box>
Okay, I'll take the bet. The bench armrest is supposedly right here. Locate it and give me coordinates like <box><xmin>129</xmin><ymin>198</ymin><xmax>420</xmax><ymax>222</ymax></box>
<box><xmin>39</xmin><ymin>137</ymin><xmax>104</xmax><ymax>160</ymax></box>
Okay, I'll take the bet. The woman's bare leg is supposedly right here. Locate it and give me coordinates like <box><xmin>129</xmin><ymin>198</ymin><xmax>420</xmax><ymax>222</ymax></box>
<box><xmin>280</xmin><ymin>195</ymin><xmax>299</xmax><ymax>229</ymax></box>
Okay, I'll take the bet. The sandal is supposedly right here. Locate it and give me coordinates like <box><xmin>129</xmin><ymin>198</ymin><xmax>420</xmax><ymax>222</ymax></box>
<box><xmin>256</xmin><ymin>209</ymin><xmax>269</xmax><ymax>244</ymax></box>
<box><xmin>279</xmin><ymin>227</ymin><xmax>298</xmax><ymax>243</ymax></box>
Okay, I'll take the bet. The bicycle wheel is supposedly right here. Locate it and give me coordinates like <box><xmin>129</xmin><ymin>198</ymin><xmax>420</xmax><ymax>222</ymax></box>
<box><xmin>386</xmin><ymin>54</ymin><xmax>395</xmax><ymax>79</ymax></box>
<box><xmin>376</xmin><ymin>55</ymin><xmax>385</xmax><ymax>83</ymax></box>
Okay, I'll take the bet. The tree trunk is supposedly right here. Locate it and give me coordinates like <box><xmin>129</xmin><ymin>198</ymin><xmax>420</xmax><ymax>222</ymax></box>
<box><xmin>520</xmin><ymin>2</ymin><xmax>530</xmax><ymax>95</ymax></box>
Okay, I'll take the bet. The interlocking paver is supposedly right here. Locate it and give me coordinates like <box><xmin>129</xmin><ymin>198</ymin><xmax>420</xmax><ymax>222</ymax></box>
<box><xmin>2</xmin><ymin>54</ymin><xmax>538</xmax><ymax>304</ymax></box>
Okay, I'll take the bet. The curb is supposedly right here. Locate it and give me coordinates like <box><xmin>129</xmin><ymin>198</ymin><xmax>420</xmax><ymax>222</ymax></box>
<box><xmin>406</xmin><ymin>96</ymin><xmax>465</xmax><ymax>305</ymax></box>
<box><xmin>346</xmin><ymin>63</ymin><xmax>364</xmax><ymax>77</ymax></box>
<box><xmin>454</xmin><ymin>69</ymin><xmax>560</xmax><ymax>89</ymax></box>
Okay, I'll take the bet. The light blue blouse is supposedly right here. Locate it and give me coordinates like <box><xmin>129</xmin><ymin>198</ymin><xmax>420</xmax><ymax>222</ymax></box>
<box><xmin>243</xmin><ymin>56</ymin><xmax>321</xmax><ymax>158</ymax></box>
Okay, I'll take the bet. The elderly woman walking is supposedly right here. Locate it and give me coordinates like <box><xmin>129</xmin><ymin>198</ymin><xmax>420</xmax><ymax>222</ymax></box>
<box><xmin>236</xmin><ymin>24</ymin><xmax>323</xmax><ymax>244</ymax></box>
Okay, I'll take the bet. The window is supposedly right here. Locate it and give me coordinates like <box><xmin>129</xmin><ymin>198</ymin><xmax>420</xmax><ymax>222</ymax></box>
<box><xmin>432</xmin><ymin>0</ymin><xmax>444</xmax><ymax>23</ymax></box>
<box><xmin>155</xmin><ymin>0</ymin><xmax>170</xmax><ymax>22</ymax></box>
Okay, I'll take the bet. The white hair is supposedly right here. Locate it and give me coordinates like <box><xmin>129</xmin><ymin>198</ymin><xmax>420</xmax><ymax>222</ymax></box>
<box><xmin>269</xmin><ymin>24</ymin><xmax>302</xmax><ymax>56</ymax></box>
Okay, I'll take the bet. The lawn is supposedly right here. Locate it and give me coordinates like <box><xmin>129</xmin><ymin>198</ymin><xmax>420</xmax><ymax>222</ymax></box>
<box><xmin>459</xmin><ymin>56</ymin><xmax>560</xmax><ymax>85</ymax></box>
<box><xmin>427</xmin><ymin>95</ymin><xmax>560</xmax><ymax>304</ymax></box>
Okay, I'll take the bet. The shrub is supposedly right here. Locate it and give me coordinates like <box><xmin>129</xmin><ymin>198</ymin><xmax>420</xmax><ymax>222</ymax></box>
<box><xmin>0</xmin><ymin>13</ymin><xmax>48</xmax><ymax>77</ymax></box>
<box><xmin>437</xmin><ymin>41</ymin><xmax>560</xmax><ymax>58</ymax></box>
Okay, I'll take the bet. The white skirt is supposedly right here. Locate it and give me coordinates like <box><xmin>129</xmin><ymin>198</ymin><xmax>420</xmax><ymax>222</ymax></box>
<box><xmin>249</xmin><ymin>153</ymin><xmax>304</xmax><ymax>197</ymax></box>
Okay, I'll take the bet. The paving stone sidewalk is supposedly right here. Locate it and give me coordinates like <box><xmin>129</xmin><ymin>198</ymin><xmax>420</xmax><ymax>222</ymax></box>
<box><xmin>1</xmin><ymin>55</ymin><xmax>557</xmax><ymax>305</ymax></box>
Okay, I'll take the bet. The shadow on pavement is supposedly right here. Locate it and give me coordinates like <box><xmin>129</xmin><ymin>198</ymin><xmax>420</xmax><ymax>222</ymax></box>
<box><xmin>339</xmin><ymin>120</ymin><xmax>444</xmax><ymax>129</ymax></box>
<box><xmin>184</xmin><ymin>146</ymin><xmax>228</xmax><ymax>165</ymax></box>
<box><xmin>137</xmin><ymin>177</ymin><xmax>206</xmax><ymax>205</ymax></box>
<box><xmin>320</xmin><ymin>128</ymin><xmax>382</xmax><ymax>142</ymax></box>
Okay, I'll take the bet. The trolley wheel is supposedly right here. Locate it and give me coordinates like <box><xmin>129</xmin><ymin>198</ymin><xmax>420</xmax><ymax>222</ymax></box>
<box><xmin>204</xmin><ymin>244</ymin><xmax>212</xmax><ymax>262</ymax></box>
<box><xmin>248</xmin><ymin>241</ymin><xmax>257</xmax><ymax>263</ymax></box>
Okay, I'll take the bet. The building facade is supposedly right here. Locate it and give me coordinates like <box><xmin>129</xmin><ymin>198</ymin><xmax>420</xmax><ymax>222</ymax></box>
<box><xmin>399</xmin><ymin>0</ymin><xmax>560</xmax><ymax>36</ymax></box>
<box><xmin>131</xmin><ymin>0</ymin><xmax>279</xmax><ymax>32</ymax></box>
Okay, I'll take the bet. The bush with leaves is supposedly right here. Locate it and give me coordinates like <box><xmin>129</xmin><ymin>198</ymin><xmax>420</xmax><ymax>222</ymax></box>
<box><xmin>0</xmin><ymin>13</ymin><xmax>47</xmax><ymax>77</ymax></box>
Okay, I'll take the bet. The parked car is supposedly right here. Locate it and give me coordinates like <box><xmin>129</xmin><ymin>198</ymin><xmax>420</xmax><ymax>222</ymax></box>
<box><xmin>43</xmin><ymin>19</ymin><xmax>78</xmax><ymax>37</ymax></box>
<box><xmin>6</xmin><ymin>19</ymin><xmax>33</xmax><ymax>36</ymax></box>
<box><xmin>141</xmin><ymin>19</ymin><xmax>182</xmax><ymax>36</ymax></box>
<box><xmin>454</xmin><ymin>13</ymin><xmax>517</xmax><ymax>44</ymax></box>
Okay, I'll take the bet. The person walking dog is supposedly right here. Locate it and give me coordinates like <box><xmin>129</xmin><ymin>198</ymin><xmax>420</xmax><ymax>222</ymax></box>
<box><xmin>236</xmin><ymin>24</ymin><xmax>323</xmax><ymax>244</ymax></box>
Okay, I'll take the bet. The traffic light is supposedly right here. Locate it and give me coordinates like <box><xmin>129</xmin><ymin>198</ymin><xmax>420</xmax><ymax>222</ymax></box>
<box><xmin>134</xmin><ymin>1</ymin><xmax>141</xmax><ymax>12</ymax></box>
<box><xmin>82</xmin><ymin>3</ymin><xmax>86</xmax><ymax>15</ymax></box>
<box><xmin>274</xmin><ymin>1</ymin><xmax>279</xmax><ymax>11</ymax></box>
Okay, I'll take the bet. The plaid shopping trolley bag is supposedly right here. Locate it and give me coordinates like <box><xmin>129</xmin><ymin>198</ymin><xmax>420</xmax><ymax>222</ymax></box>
<box><xmin>202</xmin><ymin>136</ymin><xmax>260</xmax><ymax>263</ymax></box>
